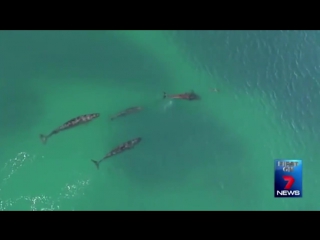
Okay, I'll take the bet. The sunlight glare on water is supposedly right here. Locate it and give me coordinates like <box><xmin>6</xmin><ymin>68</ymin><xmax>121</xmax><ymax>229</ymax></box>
<box><xmin>0</xmin><ymin>152</ymin><xmax>91</xmax><ymax>210</ymax></box>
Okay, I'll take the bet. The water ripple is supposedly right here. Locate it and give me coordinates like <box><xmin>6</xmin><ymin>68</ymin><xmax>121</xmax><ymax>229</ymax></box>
<box><xmin>0</xmin><ymin>152</ymin><xmax>90</xmax><ymax>211</ymax></box>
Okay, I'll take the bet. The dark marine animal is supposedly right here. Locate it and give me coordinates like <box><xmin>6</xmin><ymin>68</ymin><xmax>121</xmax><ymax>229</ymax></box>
<box><xmin>163</xmin><ymin>91</ymin><xmax>200</xmax><ymax>100</ymax></box>
<box><xmin>110</xmin><ymin>106</ymin><xmax>142</xmax><ymax>121</ymax></box>
<box><xmin>91</xmin><ymin>137</ymin><xmax>142</xmax><ymax>169</ymax></box>
<box><xmin>39</xmin><ymin>113</ymin><xmax>100</xmax><ymax>144</ymax></box>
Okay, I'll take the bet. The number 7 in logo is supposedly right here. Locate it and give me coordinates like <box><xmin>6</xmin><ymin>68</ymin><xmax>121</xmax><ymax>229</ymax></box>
<box><xmin>283</xmin><ymin>176</ymin><xmax>295</xmax><ymax>189</ymax></box>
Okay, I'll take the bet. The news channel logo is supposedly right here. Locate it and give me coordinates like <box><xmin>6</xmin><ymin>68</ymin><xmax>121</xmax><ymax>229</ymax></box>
<box><xmin>274</xmin><ymin>159</ymin><xmax>302</xmax><ymax>198</ymax></box>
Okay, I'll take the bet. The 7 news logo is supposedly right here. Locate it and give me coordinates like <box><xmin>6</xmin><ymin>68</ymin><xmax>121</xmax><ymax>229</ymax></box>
<box><xmin>274</xmin><ymin>160</ymin><xmax>302</xmax><ymax>198</ymax></box>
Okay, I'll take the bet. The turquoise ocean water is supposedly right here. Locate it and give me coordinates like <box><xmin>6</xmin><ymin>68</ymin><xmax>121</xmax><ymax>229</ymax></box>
<box><xmin>1</xmin><ymin>30</ymin><xmax>319</xmax><ymax>210</ymax></box>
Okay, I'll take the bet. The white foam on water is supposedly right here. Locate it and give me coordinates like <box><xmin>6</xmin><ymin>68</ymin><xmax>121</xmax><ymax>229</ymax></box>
<box><xmin>163</xmin><ymin>100</ymin><xmax>173</xmax><ymax>111</ymax></box>
<box><xmin>0</xmin><ymin>152</ymin><xmax>91</xmax><ymax>211</ymax></box>
<box><xmin>0</xmin><ymin>151</ymin><xmax>35</xmax><ymax>184</ymax></box>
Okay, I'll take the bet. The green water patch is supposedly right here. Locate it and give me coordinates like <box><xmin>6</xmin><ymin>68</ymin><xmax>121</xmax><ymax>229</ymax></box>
<box><xmin>108</xmin><ymin>31</ymin><xmax>258</xmax><ymax>209</ymax></box>
<box><xmin>1</xmin><ymin>31</ymin><xmax>317</xmax><ymax>210</ymax></box>
<box><xmin>0</xmin><ymin>80</ymin><xmax>45</xmax><ymax>141</ymax></box>
<box><xmin>0</xmin><ymin>30</ymin><xmax>173</xmax><ymax>93</ymax></box>
<box><xmin>110</xmin><ymin>100</ymin><xmax>246</xmax><ymax>189</ymax></box>
<box><xmin>115</xmin><ymin>30</ymin><xmax>311</xmax><ymax>210</ymax></box>
<box><xmin>0</xmin><ymin>30</ymin><xmax>172</xmax><ymax>145</ymax></box>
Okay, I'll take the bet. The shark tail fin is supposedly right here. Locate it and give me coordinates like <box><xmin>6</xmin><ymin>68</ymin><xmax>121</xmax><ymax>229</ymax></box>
<box><xmin>91</xmin><ymin>159</ymin><xmax>100</xmax><ymax>170</ymax></box>
<box><xmin>40</xmin><ymin>134</ymin><xmax>47</xmax><ymax>144</ymax></box>
<box><xmin>163</xmin><ymin>92</ymin><xmax>167</xmax><ymax>99</ymax></box>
